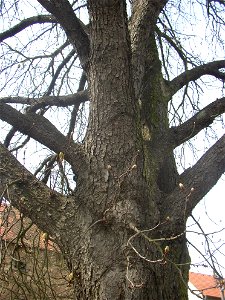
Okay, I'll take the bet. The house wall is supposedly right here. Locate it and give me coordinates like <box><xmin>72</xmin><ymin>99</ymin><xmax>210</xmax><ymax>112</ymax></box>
<box><xmin>0</xmin><ymin>206</ymin><xmax>74</xmax><ymax>300</ymax></box>
<box><xmin>188</xmin><ymin>282</ymin><xmax>203</xmax><ymax>300</ymax></box>
<box><xmin>0</xmin><ymin>241</ymin><xmax>74</xmax><ymax>300</ymax></box>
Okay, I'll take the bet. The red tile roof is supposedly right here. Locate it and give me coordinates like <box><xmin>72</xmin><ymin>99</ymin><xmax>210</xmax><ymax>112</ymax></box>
<box><xmin>189</xmin><ymin>272</ymin><xmax>225</xmax><ymax>298</ymax></box>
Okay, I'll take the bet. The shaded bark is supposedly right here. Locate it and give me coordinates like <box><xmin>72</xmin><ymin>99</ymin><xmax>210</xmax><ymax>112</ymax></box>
<box><xmin>64</xmin><ymin>1</ymin><xmax>188</xmax><ymax>299</ymax></box>
<box><xmin>1</xmin><ymin>1</ymin><xmax>225</xmax><ymax>299</ymax></box>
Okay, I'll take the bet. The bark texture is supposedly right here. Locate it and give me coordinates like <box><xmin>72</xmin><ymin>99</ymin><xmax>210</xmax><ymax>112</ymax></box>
<box><xmin>1</xmin><ymin>0</ymin><xmax>225</xmax><ymax>299</ymax></box>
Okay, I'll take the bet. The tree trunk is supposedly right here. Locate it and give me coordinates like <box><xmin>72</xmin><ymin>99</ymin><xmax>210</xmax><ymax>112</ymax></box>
<box><xmin>68</xmin><ymin>216</ymin><xmax>189</xmax><ymax>300</ymax></box>
<box><xmin>58</xmin><ymin>1</ymin><xmax>190</xmax><ymax>299</ymax></box>
<box><xmin>1</xmin><ymin>0</ymin><xmax>225</xmax><ymax>298</ymax></box>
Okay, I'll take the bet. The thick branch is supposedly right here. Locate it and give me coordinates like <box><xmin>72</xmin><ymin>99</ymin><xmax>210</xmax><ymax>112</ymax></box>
<box><xmin>0</xmin><ymin>142</ymin><xmax>72</xmax><ymax>240</ymax></box>
<box><xmin>130</xmin><ymin>0</ymin><xmax>169</xmax><ymax>95</ymax></box>
<box><xmin>0</xmin><ymin>90</ymin><xmax>89</xmax><ymax>110</ymax></box>
<box><xmin>0</xmin><ymin>15</ymin><xmax>57</xmax><ymax>42</ymax></box>
<box><xmin>169</xmin><ymin>60</ymin><xmax>225</xmax><ymax>97</ymax></box>
<box><xmin>164</xmin><ymin>135</ymin><xmax>225</xmax><ymax>223</ymax></box>
<box><xmin>0</xmin><ymin>103</ymin><xmax>87</xmax><ymax>174</ymax></box>
<box><xmin>169</xmin><ymin>97</ymin><xmax>225</xmax><ymax>148</ymax></box>
<box><xmin>37</xmin><ymin>0</ymin><xmax>90</xmax><ymax>68</ymax></box>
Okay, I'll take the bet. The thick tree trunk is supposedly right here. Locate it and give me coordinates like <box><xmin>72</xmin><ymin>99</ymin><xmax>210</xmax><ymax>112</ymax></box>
<box><xmin>1</xmin><ymin>0</ymin><xmax>225</xmax><ymax>299</ymax></box>
<box><xmin>68</xmin><ymin>212</ymin><xmax>189</xmax><ymax>300</ymax></box>
<box><xmin>56</xmin><ymin>2</ymin><xmax>190</xmax><ymax>299</ymax></box>
<box><xmin>63</xmin><ymin>177</ymin><xmax>189</xmax><ymax>299</ymax></box>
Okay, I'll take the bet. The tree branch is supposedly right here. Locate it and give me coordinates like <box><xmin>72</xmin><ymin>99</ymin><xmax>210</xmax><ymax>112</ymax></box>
<box><xmin>44</xmin><ymin>50</ymin><xmax>77</xmax><ymax>96</ymax></box>
<box><xmin>164</xmin><ymin>134</ymin><xmax>225</xmax><ymax>223</ymax></box>
<box><xmin>0</xmin><ymin>103</ymin><xmax>88</xmax><ymax>174</ymax></box>
<box><xmin>67</xmin><ymin>71</ymin><xmax>87</xmax><ymax>137</ymax></box>
<box><xmin>156</xmin><ymin>26</ymin><xmax>188</xmax><ymax>69</ymax></box>
<box><xmin>0</xmin><ymin>90</ymin><xmax>89</xmax><ymax>110</ymax></box>
<box><xmin>168</xmin><ymin>60</ymin><xmax>225</xmax><ymax>97</ymax></box>
<box><xmin>37</xmin><ymin>0</ymin><xmax>90</xmax><ymax>69</ymax></box>
<box><xmin>130</xmin><ymin>0</ymin><xmax>169</xmax><ymax>95</ymax></box>
<box><xmin>0</xmin><ymin>15</ymin><xmax>57</xmax><ymax>42</ymax></box>
<box><xmin>0</xmin><ymin>142</ymin><xmax>72</xmax><ymax>241</ymax></box>
<box><xmin>169</xmin><ymin>97</ymin><xmax>225</xmax><ymax>148</ymax></box>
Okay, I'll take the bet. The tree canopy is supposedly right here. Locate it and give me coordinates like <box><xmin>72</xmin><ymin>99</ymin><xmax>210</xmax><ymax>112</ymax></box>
<box><xmin>0</xmin><ymin>1</ymin><xmax>225</xmax><ymax>299</ymax></box>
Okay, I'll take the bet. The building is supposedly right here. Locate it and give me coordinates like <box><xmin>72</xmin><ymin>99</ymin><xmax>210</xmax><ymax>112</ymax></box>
<box><xmin>189</xmin><ymin>272</ymin><xmax>225</xmax><ymax>300</ymax></box>
<box><xmin>0</xmin><ymin>204</ymin><xmax>73</xmax><ymax>299</ymax></box>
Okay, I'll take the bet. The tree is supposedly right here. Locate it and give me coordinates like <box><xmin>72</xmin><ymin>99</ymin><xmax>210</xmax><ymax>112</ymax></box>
<box><xmin>0</xmin><ymin>0</ymin><xmax>225</xmax><ymax>299</ymax></box>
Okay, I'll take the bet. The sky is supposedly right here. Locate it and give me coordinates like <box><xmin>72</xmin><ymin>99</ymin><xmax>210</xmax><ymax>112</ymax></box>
<box><xmin>187</xmin><ymin>176</ymin><xmax>225</xmax><ymax>277</ymax></box>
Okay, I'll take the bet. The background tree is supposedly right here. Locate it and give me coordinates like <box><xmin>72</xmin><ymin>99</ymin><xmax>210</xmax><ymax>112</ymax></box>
<box><xmin>0</xmin><ymin>0</ymin><xmax>225</xmax><ymax>299</ymax></box>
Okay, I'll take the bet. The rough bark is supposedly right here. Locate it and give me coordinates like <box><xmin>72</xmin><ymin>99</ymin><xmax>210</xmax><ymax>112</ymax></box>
<box><xmin>1</xmin><ymin>0</ymin><xmax>225</xmax><ymax>299</ymax></box>
<box><xmin>64</xmin><ymin>1</ymin><xmax>188</xmax><ymax>299</ymax></box>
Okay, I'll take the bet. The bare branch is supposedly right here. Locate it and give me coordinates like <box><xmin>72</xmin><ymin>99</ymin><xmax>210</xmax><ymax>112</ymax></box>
<box><xmin>168</xmin><ymin>60</ymin><xmax>225</xmax><ymax>97</ymax></box>
<box><xmin>44</xmin><ymin>49</ymin><xmax>77</xmax><ymax>96</ymax></box>
<box><xmin>67</xmin><ymin>71</ymin><xmax>87</xmax><ymax>137</ymax></box>
<box><xmin>0</xmin><ymin>103</ymin><xmax>88</xmax><ymax>174</ymax></box>
<box><xmin>164</xmin><ymin>134</ymin><xmax>225</xmax><ymax>223</ymax></box>
<box><xmin>0</xmin><ymin>90</ymin><xmax>89</xmax><ymax>110</ymax></box>
<box><xmin>37</xmin><ymin>0</ymin><xmax>90</xmax><ymax>68</ymax></box>
<box><xmin>169</xmin><ymin>97</ymin><xmax>225</xmax><ymax>148</ymax></box>
<box><xmin>156</xmin><ymin>26</ymin><xmax>189</xmax><ymax>71</ymax></box>
<box><xmin>0</xmin><ymin>15</ymin><xmax>57</xmax><ymax>42</ymax></box>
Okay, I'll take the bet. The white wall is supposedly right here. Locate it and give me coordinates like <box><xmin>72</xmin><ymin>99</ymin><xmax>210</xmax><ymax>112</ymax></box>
<box><xmin>188</xmin><ymin>282</ymin><xmax>203</xmax><ymax>300</ymax></box>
